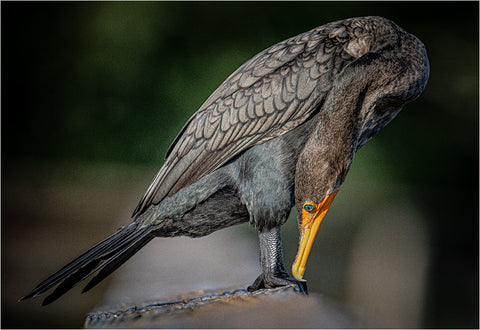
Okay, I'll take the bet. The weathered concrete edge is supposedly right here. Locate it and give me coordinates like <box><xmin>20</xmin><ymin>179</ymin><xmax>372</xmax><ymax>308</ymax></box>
<box><xmin>84</xmin><ymin>284</ymin><xmax>302</xmax><ymax>328</ymax></box>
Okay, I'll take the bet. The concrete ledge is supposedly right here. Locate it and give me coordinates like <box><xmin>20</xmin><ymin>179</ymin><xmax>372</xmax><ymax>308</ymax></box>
<box><xmin>85</xmin><ymin>285</ymin><xmax>357</xmax><ymax>328</ymax></box>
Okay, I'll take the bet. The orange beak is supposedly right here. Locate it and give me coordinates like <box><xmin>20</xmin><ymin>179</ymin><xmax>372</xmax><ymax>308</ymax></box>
<box><xmin>292</xmin><ymin>190</ymin><xmax>338</xmax><ymax>281</ymax></box>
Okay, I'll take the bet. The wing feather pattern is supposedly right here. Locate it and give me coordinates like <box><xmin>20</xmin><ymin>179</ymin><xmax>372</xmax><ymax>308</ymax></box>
<box><xmin>133</xmin><ymin>18</ymin><xmax>374</xmax><ymax>217</ymax></box>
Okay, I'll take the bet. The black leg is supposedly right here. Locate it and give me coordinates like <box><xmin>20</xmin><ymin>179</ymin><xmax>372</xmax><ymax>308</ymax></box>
<box><xmin>248</xmin><ymin>226</ymin><xmax>307</xmax><ymax>294</ymax></box>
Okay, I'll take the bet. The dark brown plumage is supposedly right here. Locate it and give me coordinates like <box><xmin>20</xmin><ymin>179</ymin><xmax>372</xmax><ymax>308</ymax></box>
<box><xmin>21</xmin><ymin>16</ymin><xmax>429</xmax><ymax>306</ymax></box>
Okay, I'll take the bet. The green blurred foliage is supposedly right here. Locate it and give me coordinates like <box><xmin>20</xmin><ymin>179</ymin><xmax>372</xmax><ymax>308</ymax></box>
<box><xmin>2</xmin><ymin>1</ymin><xmax>478</xmax><ymax>328</ymax></box>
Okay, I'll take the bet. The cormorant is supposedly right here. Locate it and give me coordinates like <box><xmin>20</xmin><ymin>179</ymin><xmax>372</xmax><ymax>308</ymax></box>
<box><xmin>20</xmin><ymin>16</ymin><xmax>429</xmax><ymax>305</ymax></box>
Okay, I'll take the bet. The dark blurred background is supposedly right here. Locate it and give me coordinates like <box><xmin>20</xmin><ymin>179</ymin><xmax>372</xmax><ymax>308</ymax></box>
<box><xmin>2</xmin><ymin>1</ymin><xmax>478</xmax><ymax>328</ymax></box>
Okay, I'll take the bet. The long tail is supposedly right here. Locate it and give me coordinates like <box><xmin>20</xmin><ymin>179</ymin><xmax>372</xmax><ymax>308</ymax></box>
<box><xmin>19</xmin><ymin>223</ymin><xmax>154</xmax><ymax>305</ymax></box>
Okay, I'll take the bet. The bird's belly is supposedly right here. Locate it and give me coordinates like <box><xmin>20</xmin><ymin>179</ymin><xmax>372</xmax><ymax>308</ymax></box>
<box><xmin>228</xmin><ymin>121</ymin><xmax>313</xmax><ymax>231</ymax></box>
<box><xmin>174</xmin><ymin>186</ymin><xmax>250</xmax><ymax>237</ymax></box>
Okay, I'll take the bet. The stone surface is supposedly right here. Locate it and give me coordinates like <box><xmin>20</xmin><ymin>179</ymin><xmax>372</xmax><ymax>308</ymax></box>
<box><xmin>85</xmin><ymin>285</ymin><xmax>358</xmax><ymax>328</ymax></box>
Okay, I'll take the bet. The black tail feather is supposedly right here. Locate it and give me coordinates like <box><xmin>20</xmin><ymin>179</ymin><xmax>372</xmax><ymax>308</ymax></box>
<box><xmin>41</xmin><ymin>258</ymin><xmax>103</xmax><ymax>306</ymax></box>
<box><xmin>20</xmin><ymin>223</ymin><xmax>154</xmax><ymax>305</ymax></box>
<box><xmin>82</xmin><ymin>234</ymin><xmax>154</xmax><ymax>294</ymax></box>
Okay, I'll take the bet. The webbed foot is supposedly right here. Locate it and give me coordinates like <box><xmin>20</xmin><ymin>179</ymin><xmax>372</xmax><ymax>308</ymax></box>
<box><xmin>247</xmin><ymin>271</ymin><xmax>308</xmax><ymax>294</ymax></box>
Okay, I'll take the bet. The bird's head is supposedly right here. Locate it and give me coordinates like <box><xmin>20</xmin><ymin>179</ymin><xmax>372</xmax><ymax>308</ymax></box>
<box><xmin>292</xmin><ymin>190</ymin><xmax>339</xmax><ymax>281</ymax></box>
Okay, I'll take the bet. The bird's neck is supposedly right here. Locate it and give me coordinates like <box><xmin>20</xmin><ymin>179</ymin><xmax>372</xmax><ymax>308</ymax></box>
<box><xmin>295</xmin><ymin>112</ymin><xmax>356</xmax><ymax>203</ymax></box>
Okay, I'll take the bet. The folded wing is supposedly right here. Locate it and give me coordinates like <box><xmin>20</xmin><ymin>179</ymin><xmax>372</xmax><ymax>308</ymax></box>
<box><xmin>133</xmin><ymin>18</ymin><xmax>370</xmax><ymax>217</ymax></box>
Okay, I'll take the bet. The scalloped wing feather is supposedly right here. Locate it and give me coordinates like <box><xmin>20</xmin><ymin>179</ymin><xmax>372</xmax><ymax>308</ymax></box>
<box><xmin>133</xmin><ymin>17</ymin><xmax>375</xmax><ymax>217</ymax></box>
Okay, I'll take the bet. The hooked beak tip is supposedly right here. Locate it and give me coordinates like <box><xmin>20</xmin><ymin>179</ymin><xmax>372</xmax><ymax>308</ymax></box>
<box><xmin>292</xmin><ymin>266</ymin><xmax>306</xmax><ymax>281</ymax></box>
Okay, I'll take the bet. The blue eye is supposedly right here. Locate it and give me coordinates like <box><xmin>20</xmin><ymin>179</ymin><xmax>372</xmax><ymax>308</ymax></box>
<box><xmin>303</xmin><ymin>203</ymin><xmax>314</xmax><ymax>211</ymax></box>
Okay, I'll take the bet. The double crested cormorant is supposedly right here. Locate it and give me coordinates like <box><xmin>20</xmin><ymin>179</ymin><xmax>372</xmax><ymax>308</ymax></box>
<box><xmin>20</xmin><ymin>16</ymin><xmax>429</xmax><ymax>305</ymax></box>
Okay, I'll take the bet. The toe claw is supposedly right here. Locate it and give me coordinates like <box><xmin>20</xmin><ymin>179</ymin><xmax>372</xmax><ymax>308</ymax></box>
<box><xmin>248</xmin><ymin>272</ymin><xmax>308</xmax><ymax>294</ymax></box>
<box><xmin>247</xmin><ymin>274</ymin><xmax>264</xmax><ymax>292</ymax></box>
